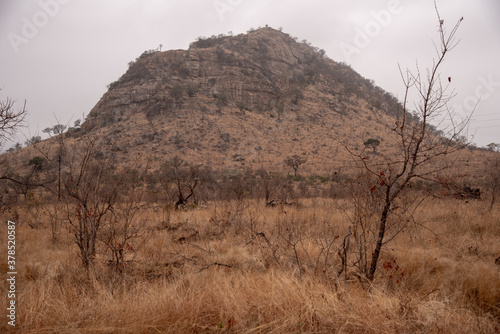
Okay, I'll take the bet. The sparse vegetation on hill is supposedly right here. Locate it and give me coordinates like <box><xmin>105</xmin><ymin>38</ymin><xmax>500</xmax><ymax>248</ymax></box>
<box><xmin>74</xmin><ymin>25</ymin><xmax>422</xmax><ymax>173</ymax></box>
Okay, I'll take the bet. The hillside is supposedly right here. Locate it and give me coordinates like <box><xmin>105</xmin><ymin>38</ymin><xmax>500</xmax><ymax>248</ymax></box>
<box><xmin>79</xmin><ymin>27</ymin><xmax>405</xmax><ymax>172</ymax></box>
<box><xmin>2</xmin><ymin>26</ymin><xmax>500</xmax><ymax>334</ymax></box>
<box><xmin>3</xmin><ymin>27</ymin><xmax>489</xmax><ymax>177</ymax></box>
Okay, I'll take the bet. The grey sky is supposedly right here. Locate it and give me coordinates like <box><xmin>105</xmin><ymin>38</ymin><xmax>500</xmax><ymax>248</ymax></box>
<box><xmin>1</xmin><ymin>0</ymin><xmax>499</xmax><ymax>150</ymax></box>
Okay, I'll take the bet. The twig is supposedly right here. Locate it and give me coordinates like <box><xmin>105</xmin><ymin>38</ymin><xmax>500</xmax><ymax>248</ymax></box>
<box><xmin>198</xmin><ymin>262</ymin><xmax>232</xmax><ymax>272</ymax></box>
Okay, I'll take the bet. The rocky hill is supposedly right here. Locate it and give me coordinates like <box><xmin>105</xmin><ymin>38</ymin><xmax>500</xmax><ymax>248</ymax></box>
<box><xmin>4</xmin><ymin>27</ymin><xmax>487</xmax><ymax>176</ymax></box>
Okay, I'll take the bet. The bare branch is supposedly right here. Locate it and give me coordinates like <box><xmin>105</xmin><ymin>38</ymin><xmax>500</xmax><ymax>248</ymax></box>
<box><xmin>343</xmin><ymin>8</ymin><xmax>467</xmax><ymax>281</ymax></box>
<box><xmin>0</xmin><ymin>93</ymin><xmax>27</xmax><ymax>143</ymax></box>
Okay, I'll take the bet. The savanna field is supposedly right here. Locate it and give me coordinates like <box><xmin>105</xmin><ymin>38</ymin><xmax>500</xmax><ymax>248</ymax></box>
<box><xmin>1</xmin><ymin>17</ymin><xmax>500</xmax><ymax>334</ymax></box>
<box><xmin>1</xmin><ymin>196</ymin><xmax>499</xmax><ymax>333</ymax></box>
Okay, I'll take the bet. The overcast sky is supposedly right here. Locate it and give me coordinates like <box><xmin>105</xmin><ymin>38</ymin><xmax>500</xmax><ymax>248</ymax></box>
<box><xmin>1</xmin><ymin>0</ymin><xmax>499</xmax><ymax>150</ymax></box>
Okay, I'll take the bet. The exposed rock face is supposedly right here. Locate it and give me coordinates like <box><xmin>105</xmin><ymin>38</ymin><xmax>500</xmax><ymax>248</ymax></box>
<box><xmin>74</xmin><ymin>27</ymin><xmax>408</xmax><ymax>172</ymax></box>
<box><xmin>84</xmin><ymin>27</ymin><xmax>399</xmax><ymax>130</ymax></box>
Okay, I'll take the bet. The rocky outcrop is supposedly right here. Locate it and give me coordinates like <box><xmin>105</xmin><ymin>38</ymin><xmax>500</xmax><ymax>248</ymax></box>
<box><xmin>72</xmin><ymin>27</ymin><xmax>416</xmax><ymax>173</ymax></box>
<box><xmin>82</xmin><ymin>27</ymin><xmax>400</xmax><ymax>132</ymax></box>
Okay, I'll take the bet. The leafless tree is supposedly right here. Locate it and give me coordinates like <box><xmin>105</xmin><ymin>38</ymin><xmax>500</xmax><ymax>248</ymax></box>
<box><xmin>62</xmin><ymin>138</ymin><xmax>124</xmax><ymax>272</ymax></box>
<box><xmin>1</xmin><ymin>93</ymin><xmax>27</xmax><ymax>195</ymax></box>
<box><xmin>256</xmin><ymin>168</ymin><xmax>282</xmax><ymax>203</ymax></box>
<box><xmin>160</xmin><ymin>156</ymin><xmax>208</xmax><ymax>209</ymax></box>
<box><xmin>0</xmin><ymin>92</ymin><xmax>27</xmax><ymax>146</ymax></box>
<box><xmin>99</xmin><ymin>170</ymin><xmax>151</xmax><ymax>275</ymax></box>
<box><xmin>343</xmin><ymin>7</ymin><xmax>469</xmax><ymax>281</ymax></box>
<box><xmin>485</xmin><ymin>154</ymin><xmax>500</xmax><ymax>210</ymax></box>
<box><xmin>0</xmin><ymin>92</ymin><xmax>49</xmax><ymax>204</ymax></box>
<box><xmin>0</xmin><ymin>93</ymin><xmax>52</xmax><ymax>214</ymax></box>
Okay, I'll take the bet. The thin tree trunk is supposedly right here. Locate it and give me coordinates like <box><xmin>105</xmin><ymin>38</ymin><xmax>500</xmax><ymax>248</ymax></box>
<box><xmin>367</xmin><ymin>197</ymin><xmax>391</xmax><ymax>281</ymax></box>
<box><xmin>490</xmin><ymin>182</ymin><xmax>497</xmax><ymax>211</ymax></box>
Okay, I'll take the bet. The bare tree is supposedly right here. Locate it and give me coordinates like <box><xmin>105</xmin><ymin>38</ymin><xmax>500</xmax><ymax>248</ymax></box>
<box><xmin>256</xmin><ymin>168</ymin><xmax>282</xmax><ymax>204</ymax></box>
<box><xmin>1</xmin><ymin>93</ymin><xmax>28</xmax><ymax>205</ymax></box>
<box><xmin>0</xmin><ymin>94</ymin><xmax>51</xmax><ymax>201</ymax></box>
<box><xmin>485</xmin><ymin>154</ymin><xmax>500</xmax><ymax>210</ymax></box>
<box><xmin>343</xmin><ymin>8</ymin><xmax>468</xmax><ymax>281</ymax></box>
<box><xmin>0</xmin><ymin>93</ymin><xmax>27</xmax><ymax>146</ymax></box>
<box><xmin>99</xmin><ymin>170</ymin><xmax>151</xmax><ymax>276</ymax></box>
<box><xmin>10</xmin><ymin>155</ymin><xmax>49</xmax><ymax>198</ymax></box>
<box><xmin>160</xmin><ymin>156</ymin><xmax>208</xmax><ymax>209</ymax></box>
<box><xmin>62</xmin><ymin>138</ymin><xmax>124</xmax><ymax>272</ymax></box>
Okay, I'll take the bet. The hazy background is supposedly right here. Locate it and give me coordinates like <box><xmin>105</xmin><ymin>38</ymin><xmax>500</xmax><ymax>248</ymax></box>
<box><xmin>1</xmin><ymin>0</ymin><xmax>499</xmax><ymax>150</ymax></box>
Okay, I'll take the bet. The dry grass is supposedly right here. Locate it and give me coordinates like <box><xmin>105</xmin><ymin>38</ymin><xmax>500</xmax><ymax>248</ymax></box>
<box><xmin>1</xmin><ymin>197</ymin><xmax>499</xmax><ymax>333</ymax></box>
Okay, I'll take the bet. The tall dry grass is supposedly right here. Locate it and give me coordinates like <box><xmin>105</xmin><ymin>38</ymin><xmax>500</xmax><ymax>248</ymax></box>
<box><xmin>1</xmin><ymin>197</ymin><xmax>499</xmax><ymax>333</ymax></box>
